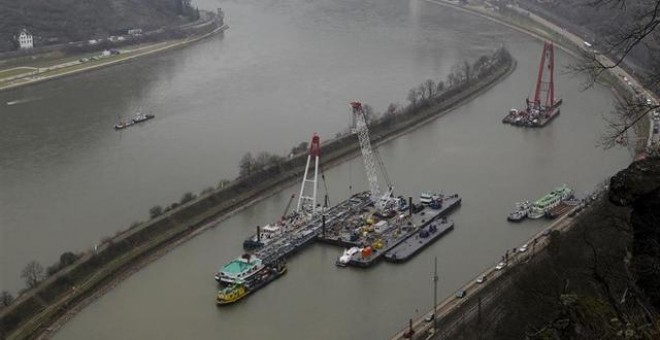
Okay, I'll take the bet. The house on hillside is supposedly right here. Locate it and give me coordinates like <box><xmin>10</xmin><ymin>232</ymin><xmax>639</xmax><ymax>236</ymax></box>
<box><xmin>18</xmin><ymin>29</ymin><xmax>33</xmax><ymax>49</ymax></box>
<box><xmin>127</xmin><ymin>28</ymin><xmax>143</xmax><ymax>36</ymax></box>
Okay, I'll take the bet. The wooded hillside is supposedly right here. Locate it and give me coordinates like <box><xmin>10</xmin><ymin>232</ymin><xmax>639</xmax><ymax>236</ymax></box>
<box><xmin>0</xmin><ymin>0</ymin><xmax>196</xmax><ymax>52</ymax></box>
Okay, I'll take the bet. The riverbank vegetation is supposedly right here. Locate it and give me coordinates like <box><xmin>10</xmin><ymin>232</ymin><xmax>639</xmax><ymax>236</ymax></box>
<box><xmin>0</xmin><ymin>47</ymin><xmax>514</xmax><ymax>339</ymax></box>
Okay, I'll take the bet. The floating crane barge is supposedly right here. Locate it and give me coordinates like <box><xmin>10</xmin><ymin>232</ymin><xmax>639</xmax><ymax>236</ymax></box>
<box><xmin>215</xmin><ymin>102</ymin><xmax>461</xmax><ymax>304</ymax></box>
<box><xmin>316</xmin><ymin>192</ymin><xmax>461</xmax><ymax>267</ymax></box>
<box><xmin>503</xmin><ymin>41</ymin><xmax>562</xmax><ymax>128</ymax></box>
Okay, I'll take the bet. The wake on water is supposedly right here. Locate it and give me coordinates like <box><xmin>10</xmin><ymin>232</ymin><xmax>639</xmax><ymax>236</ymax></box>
<box><xmin>6</xmin><ymin>97</ymin><xmax>41</xmax><ymax>106</ymax></box>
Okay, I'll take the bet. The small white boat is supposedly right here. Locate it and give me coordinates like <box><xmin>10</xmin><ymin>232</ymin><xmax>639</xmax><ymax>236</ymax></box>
<box><xmin>419</xmin><ymin>193</ymin><xmax>432</xmax><ymax>205</ymax></box>
<box><xmin>336</xmin><ymin>247</ymin><xmax>361</xmax><ymax>266</ymax></box>
<box><xmin>507</xmin><ymin>201</ymin><xmax>531</xmax><ymax>222</ymax></box>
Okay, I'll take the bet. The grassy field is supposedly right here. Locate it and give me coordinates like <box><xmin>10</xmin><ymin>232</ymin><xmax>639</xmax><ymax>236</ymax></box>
<box><xmin>0</xmin><ymin>67</ymin><xmax>37</xmax><ymax>78</ymax></box>
<box><xmin>0</xmin><ymin>40</ymin><xmax>182</xmax><ymax>89</ymax></box>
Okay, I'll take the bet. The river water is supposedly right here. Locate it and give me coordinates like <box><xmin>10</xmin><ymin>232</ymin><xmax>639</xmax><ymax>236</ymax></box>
<box><xmin>0</xmin><ymin>0</ymin><xmax>630</xmax><ymax>338</ymax></box>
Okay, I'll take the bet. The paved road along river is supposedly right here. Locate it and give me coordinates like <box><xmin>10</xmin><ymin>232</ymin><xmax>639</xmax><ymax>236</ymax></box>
<box><xmin>0</xmin><ymin>0</ymin><xmax>630</xmax><ymax>338</ymax></box>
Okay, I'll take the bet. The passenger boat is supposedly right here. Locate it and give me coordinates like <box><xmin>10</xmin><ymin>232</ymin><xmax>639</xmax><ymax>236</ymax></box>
<box><xmin>214</xmin><ymin>254</ymin><xmax>265</xmax><ymax>284</ymax></box>
<box><xmin>528</xmin><ymin>185</ymin><xmax>574</xmax><ymax>219</ymax></box>
<box><xmin>113</xmin><ymin>112</ymin><xmax>154</xmax><ymax>130</ymax></box>
<box><xmin>507</xmin><ymin>201</ymin><xmax>531</xmax><ymax>222</ymax></box>
<box><xmin>114</xmin><ymin>121</ymin><xmax>134</xmax><ymax>130</ymax></box>
<box><xmin>216</xmin><ymin>283</ymin><xmax>248</xmax><ymax>305</ymax></box>
<box><xmin>132</xmin><ymin>112</ymin><xmax>155</xmax><ymax>124</ymax></box>
<box><xmin>216</xmin><ymin>263</ymin><xmax>287</xmax><ymax>305</ymax></box>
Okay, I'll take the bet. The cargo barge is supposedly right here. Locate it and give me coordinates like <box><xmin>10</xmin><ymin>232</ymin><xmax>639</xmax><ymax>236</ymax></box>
<box><xmin>545</xmin><ymin>198</ymin><xmax>581</xmax><ymax>219</ymax></box>
<box><xmin>503</xmin><ymin>99</ymin><xmax>562</xmax><ymax>127</ymax></box>
<box><xmin>383</xmin><ymin>218</ymin><xmax>454</xmax><ymax>263</ymax></box>
<box><xmin>114</xmin><ymin>112</ymin><xmax>155</xmax><ymax>130</ymax></box>
<box><xmin>320</xmin><ymin>193</ymin><xmax>461</xmax><ymax>268</ymax></box>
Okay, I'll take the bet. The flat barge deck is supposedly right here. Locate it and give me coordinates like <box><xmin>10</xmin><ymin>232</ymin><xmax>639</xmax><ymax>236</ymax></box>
<box><xmin>383</xmin><ymin>219</ymin><xmax>454</xmax><ymax>263</ymax></box>
<box><xmin>253</xmin><ymin>192</ymin><xmax>461</xmax><ymax>269</ymax></box>
<box><xmin>254</xmin><ymin>192</ymin><xmax>372</xmax><ymax>265</ymax></box>
<box><xmin>318</xmin><ymin>194</ymin><xmax>461</xmax><ymax>268</ymax></box>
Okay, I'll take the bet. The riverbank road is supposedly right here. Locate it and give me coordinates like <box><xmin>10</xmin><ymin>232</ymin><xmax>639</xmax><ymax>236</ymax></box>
<box><xmin>390</xmin><ymin>208</ymin><xmax>579</xmax><ymax>340</ymax></box>
<box><xmin>433</xmin><ymin>0</ymin><xmax>659</xmax><ymax>156</ymax></box>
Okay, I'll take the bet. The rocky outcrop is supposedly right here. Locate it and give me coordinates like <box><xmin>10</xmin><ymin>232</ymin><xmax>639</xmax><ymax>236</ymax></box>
<box><xmin>609</xmin><ymin>157</ymin><xmax>660</xmax><ymax>311</ymax></box>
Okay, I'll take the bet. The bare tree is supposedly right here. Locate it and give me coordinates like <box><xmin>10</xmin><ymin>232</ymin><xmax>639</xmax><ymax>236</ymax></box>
<box><xmin>449</xmin><ymin>63</ymin><xmax>465</xmax><ymax>87</ymax></box>
<box><xmin>21</xmin><ymin>261</ymin><xmax>44</xmax><ymax>289</ymax></box>
<box><xmin>572</xmin><ymin>0</ymin><xmax>660</xmax><ymax>146</ymax></box>
<box><xmin>425</xmin><ymin>79</ymin><xmax>437</xmax><ymax>99</ymax></box>
<box><xmin>463</xmin><ymin>60</ymin><xmax>472</xmax><ymax>83</ymax></box>
<box><xmin>407</xmin><ymin>88</ymin><xmax>419</xmax><ymax>108</ymax></box>
<box><xmin>255</xmin><ymin>151</ymin><xmax>272</xmax><ymax>170</ymax></box>
<box><xmin>239</xmin><ymin>152</ymin><xmax>255</xmax><ymax>176</ymax></box>
<box><xmin>149</xmin><ymin>205</ymin><xmax>163</xmax><ymax>219</ymax></box>
<box><xmin>60</xmin><ymin>251</ymin><xmax>79</xmax><ymax>267</ymax></box>
<box><xmin>418</xmin><ymin>83</ymin><xmax>428</xmax><ymax>101</ymax></box>
<box><xmin>1</xmin><ymin>290</ymin><xmax>13</xmax><ymax>307</ymax></box>
<box><xmin>218</xmin><ymin>179</ymin><xmax>231</xmax><ymax>189</ymax></box>
<box><xmin>436</xmin><ymin>80</ymin><xmax>445</xmax><ymax>93</ymax></box>
<box><xmin>386</xmin><ymin>103</ymin><xmax>400</xmax><ymax>116</ymax></box>
<box><xmin>180</xmin><ymin>192</ymin><xmax>196</xmax><ymax>204</ymax></box>
<box><xmin>290</xmin><ymin>141</ymin><xmax>309</xmax><ymax>155</ymax></box>
<box><xmin>473</xmin><ymin>55</ymin><xmax>491</xmax><ymax>76</ymax></box>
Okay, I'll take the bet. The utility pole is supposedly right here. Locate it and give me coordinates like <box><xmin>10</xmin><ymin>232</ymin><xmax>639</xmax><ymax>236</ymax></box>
<box><xmin>433</xmin><ymin>256</ymin><xmax>439</xmax><ymax>333</ymax></box>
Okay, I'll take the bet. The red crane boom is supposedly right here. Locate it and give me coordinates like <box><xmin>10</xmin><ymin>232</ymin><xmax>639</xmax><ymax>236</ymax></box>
<box><xmin>531</xmin><ymin>41</ymin><xmax>555</xmax><ymax>109</ymax></box>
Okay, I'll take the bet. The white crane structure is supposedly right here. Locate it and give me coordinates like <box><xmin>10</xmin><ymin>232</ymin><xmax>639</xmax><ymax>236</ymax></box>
<box><xmin>350</xmin><ymin>101</ymin><xmax>393</xmax><ymax>211</ymax></box>
<box><xmin>296</xmin><ymin>134</ymin><xmax>321</xmax><ymax>217</ymax></box>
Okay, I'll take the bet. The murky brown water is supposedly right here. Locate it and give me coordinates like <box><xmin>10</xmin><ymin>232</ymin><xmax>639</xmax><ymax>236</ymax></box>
<box><xmin>0</xmin><ymin>0</ymin><xmax>630</xmax><ymax>338</ymax></box>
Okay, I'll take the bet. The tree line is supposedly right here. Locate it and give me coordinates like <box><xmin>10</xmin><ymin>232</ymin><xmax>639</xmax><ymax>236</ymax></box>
<box><xmin>1</xmin><ymin>252</ymin><xmax>80</xmax><ymax>309</ymax></box>
<box><xmin>149</xmin><ymin>45</ymin><xmax>514</xmax><ymax>222</ymax></box>
<box><xmin>369</xmin><ymin>46</ymin><xmax>513</xmax><ymax>128</ymax></box>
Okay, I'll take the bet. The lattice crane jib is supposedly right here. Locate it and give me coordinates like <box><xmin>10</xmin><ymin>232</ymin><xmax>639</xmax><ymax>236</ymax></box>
<box><xmin>350</xmin><ymin>101</ymin><xmax>388</xmax><ymax>209</ymax></box>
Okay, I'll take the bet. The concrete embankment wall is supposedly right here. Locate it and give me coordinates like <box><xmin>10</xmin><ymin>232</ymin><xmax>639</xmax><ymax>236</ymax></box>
<box><xmin>1</xmin><ymin>53</ymin><xmax>515</xmax><ymax>340</ymax></box>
